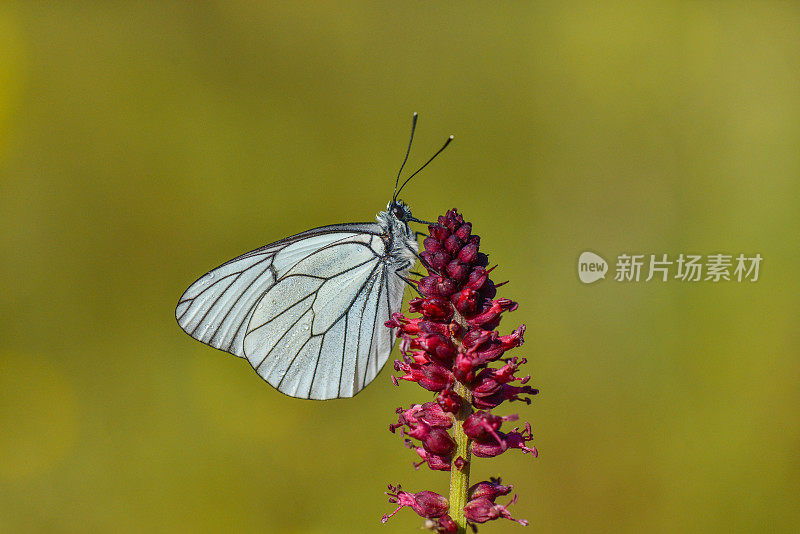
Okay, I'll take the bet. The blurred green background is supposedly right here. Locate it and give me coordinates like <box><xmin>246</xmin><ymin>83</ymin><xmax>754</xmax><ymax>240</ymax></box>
<box><xmin>1</xmin><ymin>2</ymin><xmax>798</xmax><ymax>533</ymax></box>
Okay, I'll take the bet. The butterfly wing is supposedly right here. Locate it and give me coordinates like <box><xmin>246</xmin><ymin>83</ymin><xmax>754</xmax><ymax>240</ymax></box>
<box><xmin>176</xmin><ymin>222</ymin><xmax>408</xmax><ymax>399</ymax></box>
<box><xmin>175</xmin><ymin>223</ymin><xmax>383</xmax><ymax>357</ymax></box>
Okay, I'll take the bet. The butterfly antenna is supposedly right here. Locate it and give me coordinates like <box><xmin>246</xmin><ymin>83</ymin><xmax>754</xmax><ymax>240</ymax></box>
<box><xmin>393</xmin><ymin>112</ymin><xmax>418</xmax><ymax>201</ymax></box>
<box><xmin>394</xmin><ymin>134</ymin><xmax>454</xmax><ymax>200</ymax></box>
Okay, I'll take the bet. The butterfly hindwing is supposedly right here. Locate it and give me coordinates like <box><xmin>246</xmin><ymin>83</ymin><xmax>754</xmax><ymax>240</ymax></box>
<box><xmin>244</xmin><ymin>235</ymin><xmax>407</xmax><ymax>399</ymax></box>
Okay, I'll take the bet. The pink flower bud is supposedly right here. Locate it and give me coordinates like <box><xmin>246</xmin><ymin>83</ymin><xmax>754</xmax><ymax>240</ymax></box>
<box><xmin>462</xmin><ymin>411</ymin><xmax>518</xmax><ymax>441</ymax></box>
<box><xmin>417</xmin><ymin>275</ymin><xmax>439</xmax><ymax>297</ymax></box>
<box><xmin>480</xmin><ymin>279</ymin><xmax>497</xmax><ymax>299</ymax></box>
<box><xmin>465</xmin><ymin>266</ymin><xmax>488</xmax><ymax>290</ymax></box>
<box><xmin>444</xmin><ymin>234</ymin><xmax>464</xmax><ymax>255</ymax></box>
<box><xmin>435</xmin><ymin>387</ymin><xmax>463</xmax><ymax>414</ymax></box>
<box><xmin>473</xmin><ymin>384</ymin><xmax>539</xmax><ymax>409</ymax></box>
<box><xmin>406</xmin><ymin>440</ymin><xmax>452</xmax><ymax>471</ymax></box>
<box><xmin>471</xmin><ymin>356</ymin><xmax>528</xmax><ymax>396</ymax></box>
<box><xmin>410</xmin><ymin>296</ymin><xmax>454</xmax><ymax>322</ymax></box>
<box><xmin>468</xmin><ymin>478</ymin><xmax>513</xmax><ymax>501</ymax></box>
<box><xmin>446</xmin><ymin>259</ymin><xmax>470</xmax><ymax>281</ymax></box>
<box><xmin>451</xmin><ymin>288</ymin><xmax>480</xmax><ymax>315</ymax></box>
<box><xmin>423</xmin><ymin>514</ymin><xmax>458</xmax><ymax>533</ymax></box>
<box><xmin>382</xmin><ymin>485</ymin><xmax>449</xmax><ymax>522</ymax></box>
<box><xmin>472</xmin><ymin>422</ymin><xmax>537</xmax><ymax>458</ymax></box>
<box><xmin>418</xmin><ymin>363</ymin><xmax>454</xmax><ymax>392</ymax></box>
<box><xmin>455</xmin><ymin>222</ymin><xmax>472</xmax><ymax>241</ymax></box>
<box><xmin>457</xmin><ymin>242</ymin><xmax>479</xmax><ymax>264</ymax></box>
<box><xmin>423</xmin><ymin>236</ymin><xmax>442</xmax><ymax>253</ymax></box>
<box><xmin>463</xmin><ymin>494</ymin><xmax>528</xmax><ymax>526</ymax></box>
<box><xmin>421</xmin><ymin>427</ymin><xmax>456</xmax><ymax>456</ymax></box>
<box><xmin>414</xmin><ymin>333</ymin><xmax>457</xmax><ymax>364</ymax></box>
<box><xmin>428</xmin><ymin>250</ymin><xmax>452</xmax><ymax>271</ymax></box>
<box><xmin>468</xmin><ymin>298</ymin><xmax>518</xmax><ymax>328</ymax></box>
<box><xmin>430</xmin><ymin>224</ymin><xmax>450</xmax><ymax>241</ymax></box>
<box><xmin>436</xmin><ymin>277</ymin><xmax>458</xmax><ymax>297</ymax></box>
<box><xmin>392</xmin><ymin>402</ymin><xmax>454</xmax><ymax>436</ymax></box>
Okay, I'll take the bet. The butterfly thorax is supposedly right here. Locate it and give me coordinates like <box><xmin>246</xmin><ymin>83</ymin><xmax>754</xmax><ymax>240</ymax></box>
<box><xmin>377</xmin><ymin>201</ymin><xmax>418</xmax><ymax>271</ymax></box>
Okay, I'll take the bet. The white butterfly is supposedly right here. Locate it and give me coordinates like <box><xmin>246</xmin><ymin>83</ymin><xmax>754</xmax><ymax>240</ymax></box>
<box><xmin>176</xmin><ymin>114</ymin><xmax>452</xmax><ymax>399</ymax></box>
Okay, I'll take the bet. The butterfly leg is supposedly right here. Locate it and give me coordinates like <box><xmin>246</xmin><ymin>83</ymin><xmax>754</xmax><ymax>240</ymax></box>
<box><xmin>394</xmin><ymin>268</ymin><xmax>422</xmax><ymax>297</ymax></box>
<box><xmin>410</xmin><ymin>248</ymin><xmax>442</xmax><ymax>276</ymax></box>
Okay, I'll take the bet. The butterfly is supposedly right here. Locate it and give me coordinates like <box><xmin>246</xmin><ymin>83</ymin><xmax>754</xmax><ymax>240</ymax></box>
<box><xmin>176</xmin><ymin>114</ymin><xmax>453</xmax><ymax>399</ymax></box>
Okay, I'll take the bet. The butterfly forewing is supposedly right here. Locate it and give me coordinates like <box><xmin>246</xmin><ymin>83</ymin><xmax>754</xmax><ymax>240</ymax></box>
<box><xmin>176</xmin><ymin>220</ymin><xmax>411</xmax><ymax>399</ymax></box>
<box><xmin>175</xmin><ymin>223</ymin><xmax>383</xmax><ymax>358</ymax></box>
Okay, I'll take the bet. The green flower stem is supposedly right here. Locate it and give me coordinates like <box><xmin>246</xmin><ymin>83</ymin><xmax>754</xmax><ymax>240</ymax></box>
<box><xmin>448</xmin><ymin>379</ymin><xmax>473</xmax><ymax>533</ymax></box>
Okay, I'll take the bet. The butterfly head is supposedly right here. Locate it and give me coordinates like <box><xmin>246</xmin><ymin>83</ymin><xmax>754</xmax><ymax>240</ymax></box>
<box><xmin>387</xmin><ymin>200</ymin><xmax>413</xmax><ymax>223</ymax></box>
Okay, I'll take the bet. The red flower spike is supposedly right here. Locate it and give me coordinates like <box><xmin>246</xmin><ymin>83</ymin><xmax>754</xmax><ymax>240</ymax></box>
<box><xmin>381</xmin><ymin>209</ymin><xmax>537</xmax><ymax>529</ymax></box>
